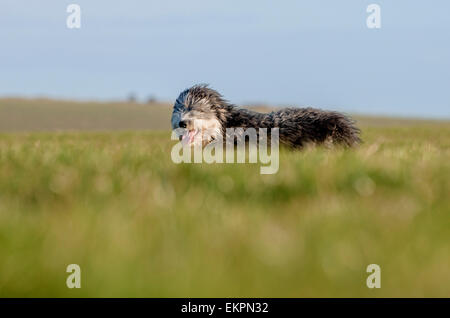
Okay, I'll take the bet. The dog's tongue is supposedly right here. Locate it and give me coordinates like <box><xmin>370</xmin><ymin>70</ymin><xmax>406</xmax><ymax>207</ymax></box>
<box><xmin>181</xmin><ymin>130</ymin><xmax>196</xmax><ymax>145</ymax></box>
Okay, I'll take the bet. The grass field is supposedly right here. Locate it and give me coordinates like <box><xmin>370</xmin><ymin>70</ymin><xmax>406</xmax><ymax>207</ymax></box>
<box><xmin>0</xmin><ymin>99</ymin><xmax>449</xmax><ymax>297</ymax></box>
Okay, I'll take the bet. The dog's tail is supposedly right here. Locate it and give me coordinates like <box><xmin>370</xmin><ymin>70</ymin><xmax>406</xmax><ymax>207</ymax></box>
<box><xmin>328</xmin><ymin>112</ymin><xmax>361</xmax><ymax>147</ymax></box>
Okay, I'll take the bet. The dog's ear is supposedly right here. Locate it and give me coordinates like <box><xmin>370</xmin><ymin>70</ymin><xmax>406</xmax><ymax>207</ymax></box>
<box><xmin>171</xmin><ymin>109</ymin><xmax>182</xmax><ymax>130</ymax></box>
<box><xmin>172</xmin><ymin>87</ymin><xmax>193</xmax><ymax>129</ymax></box>
<box><xmin>172</xmin><ymin>96</ymin><xmax>187</xmax><ymax>129</ymax></box>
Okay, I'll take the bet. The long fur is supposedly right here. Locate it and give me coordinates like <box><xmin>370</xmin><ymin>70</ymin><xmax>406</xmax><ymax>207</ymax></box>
<box><xmin>172</xmin><ymin>84</ymin><xmax>361</xmax><ymax>148</ymax></box>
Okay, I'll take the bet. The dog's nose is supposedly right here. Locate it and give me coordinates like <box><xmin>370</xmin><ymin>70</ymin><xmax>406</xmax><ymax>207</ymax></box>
<box><xmin>179</xmin><ymin>120</ymin><xmax>187</xmax><ymax>128</ymax></box>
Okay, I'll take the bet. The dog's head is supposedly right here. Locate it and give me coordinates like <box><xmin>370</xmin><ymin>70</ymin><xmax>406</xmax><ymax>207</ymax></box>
<box><xmin>172</xmin><ymin>85</ymin><xmax>226</xmax><ymax>146</ymax></box>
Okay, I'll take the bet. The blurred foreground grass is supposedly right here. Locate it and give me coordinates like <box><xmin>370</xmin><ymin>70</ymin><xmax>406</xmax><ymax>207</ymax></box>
<box><xmin>0</xmin><ymin>123</ymin><xmax>449</xmax><ymax>297</ymax></box>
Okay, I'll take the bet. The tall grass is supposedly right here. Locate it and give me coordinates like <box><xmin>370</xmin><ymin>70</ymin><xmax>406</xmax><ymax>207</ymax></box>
<box><xmin>0</xmin><ymin>124</ymin><xmax>449</xmax><ymax>297</ymax></box>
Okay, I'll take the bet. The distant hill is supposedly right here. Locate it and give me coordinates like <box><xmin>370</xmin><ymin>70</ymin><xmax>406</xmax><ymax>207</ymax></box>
<box><xmin>0</xmin><ymin>98</ymin><xmax>447</xmax><ymax>132</ymax></box>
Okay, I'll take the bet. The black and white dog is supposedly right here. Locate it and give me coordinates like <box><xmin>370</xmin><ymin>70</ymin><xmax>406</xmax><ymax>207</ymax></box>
<box><xmin>171</xmin><ymin>84</ymin><xmax>360</xmax><ymax>148</ymax></box>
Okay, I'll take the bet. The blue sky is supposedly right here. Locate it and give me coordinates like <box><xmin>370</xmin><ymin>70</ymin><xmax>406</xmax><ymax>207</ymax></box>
<box><xmin>1</xmin><ymin>0</ymin><xmax>449</xmax><ymax>118</ymax></box>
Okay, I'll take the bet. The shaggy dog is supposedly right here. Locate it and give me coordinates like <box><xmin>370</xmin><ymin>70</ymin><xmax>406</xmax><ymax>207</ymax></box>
<box><xmin>171</xmin><ymin>84</ymin><xmax>361</xmax><ymax>148</ymax></box>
